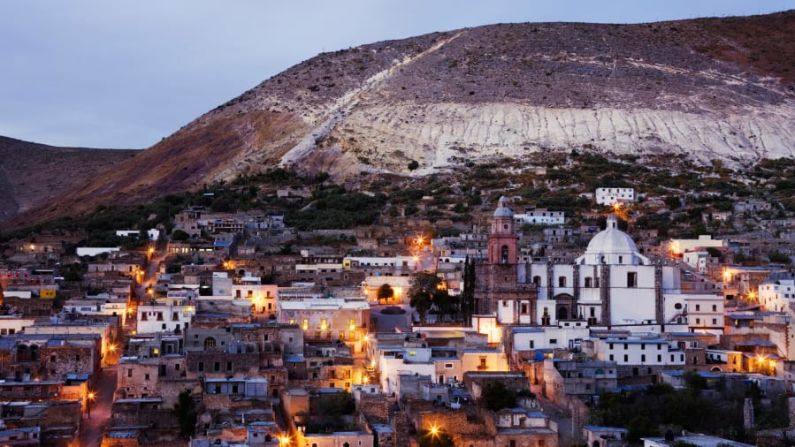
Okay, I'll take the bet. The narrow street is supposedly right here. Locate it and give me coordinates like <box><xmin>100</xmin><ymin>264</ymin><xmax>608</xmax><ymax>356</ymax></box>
<box><xmin>78</xmin><ymin>365</ymin><xmax>118</xmax><ymax>446</ymax></box>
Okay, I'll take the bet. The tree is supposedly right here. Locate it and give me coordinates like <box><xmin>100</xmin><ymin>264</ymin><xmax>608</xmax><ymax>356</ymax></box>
<box><xmin>171</xmin><ymin>229</ymin><xmax>190</xmax><ymax>241</ymax></box>
<box><xmin>174</xmin><ymin>390</ymin><xmax>197</xmax><ymax>438</ymax></box>
<box><xmin>480</xmin><ymin>382</ymin><xmax>518</xmax><ymax>411</ymax></box>
<box><xmin>409</xmin><ymin>273</ymin><xmax>441</xmax><ymax>323</ymax></box>
<box><xmin>461</xmin><ymin>257</ymin><xmax>476</xmax><ymax>322</ymax></box>
<box><xmin>665</xmin><ymin>196</ymin><xmax>682</xmax><ymax>209</ymax></box>
<box><xmin>377</xmin><ymin>283</ymin><xmax>394</xmax><ymax>302</ymax></box>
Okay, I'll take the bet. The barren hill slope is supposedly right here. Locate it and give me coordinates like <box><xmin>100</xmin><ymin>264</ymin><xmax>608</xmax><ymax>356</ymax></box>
<box><xmin>0</xmin><ymin>136</ymin><xmax>137</xmax><ymax>221</ymax></box>
<box><xmin>9</xmin><ymin>10</ymin><xmax>795</xmax><ymax>228</ymax></box>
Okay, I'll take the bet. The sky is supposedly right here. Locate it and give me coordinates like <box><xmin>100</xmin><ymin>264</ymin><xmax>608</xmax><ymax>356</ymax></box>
<box><xmin>0</xmin><ymin>0</ymin><xmax>792</xmax><ymax>149</ymax></box>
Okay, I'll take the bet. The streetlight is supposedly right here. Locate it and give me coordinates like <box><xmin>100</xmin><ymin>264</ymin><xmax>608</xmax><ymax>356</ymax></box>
<box><xmin>278</xmin><ymin>434</ymin><xmax>290</xmax><ymax>446</ymax></box>
<box><xmin>428</xmin><ymin>424</ymin><xmax>440</xmax><ymax>438</ymax></box>
<box><xmin>86</xmin><ymin>391</ymin><xmax>96</xmax><ymax>418</ymax></box>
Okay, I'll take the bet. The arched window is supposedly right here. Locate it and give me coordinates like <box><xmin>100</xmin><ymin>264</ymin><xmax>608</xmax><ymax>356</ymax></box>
<box><xmin>501</xmin><ymin>245</ymin><xmax>509</xmax><ymax>264</ymax></box>
<box><xmin>204</xmin><ymin>337</ymin><xmax>216</xmax><ymax>350</ymax></box>
<box><xmin>557</xmin><ymin>306</ymin><xmax>568</xmax><ymax>320</ymax></box>
<box><xmin>532</xmin><ymin>276</ymin><xmax>541</xmax><ymax>286</ymax></box>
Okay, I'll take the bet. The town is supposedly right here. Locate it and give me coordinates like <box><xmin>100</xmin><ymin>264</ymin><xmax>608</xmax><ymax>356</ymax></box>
<box><xmin>0</xmin><ymin>154</ymin><xmax>793</xmax><ymax>447</ymax></box>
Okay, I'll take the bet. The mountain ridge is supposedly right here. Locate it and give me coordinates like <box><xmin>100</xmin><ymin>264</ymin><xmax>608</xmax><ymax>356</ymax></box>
<box><xmin>0</xmin><ymin>136</ymin><xmax>138</xmax><ymax>222</ymax></box>
<box><xmin>5</xmin><ymin>10</ymin><xmax>795</xmax><ymax>229</ymax></box>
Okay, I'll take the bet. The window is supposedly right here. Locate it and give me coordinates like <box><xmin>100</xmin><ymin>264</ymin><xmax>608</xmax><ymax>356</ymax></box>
<box><xmin>641</xmin><ymin>355</ymin><xmax>646</xmax><ymax>362</ymax></box>
<box><xmin>198</xmin><ymin>362</ymin><xmax>204</xmax><ymax>372</ymax></box>
<box><xmin>144</xmin><ymin>373</ymin><xmax>150</xmax><ymax>381</ymax></box>
<box><xmin>549</xmin><ymin>339</ymin><xmax>557</xmax><ymax>344</ymax></box>
<box><xmin>584</xmin><ymin>277</ymin><xmax>593</xmax><ymax>288</ymax></box>
<box><xmin>623</xmin><ymin>355</ymin><xmax>628</xmax><ymax>362</ymax></box>
<box><xmin>226</xmin><ymin>361</ymin><xmax>232</xmax><ymax>371</ymax></box>
<box><xmin>657</xmin><ymin>355</ymin><xmax>661</xmax><ymax>362</ymax></box>
<box><xmin>141</xmin><ymin>313</ymin><xmax>148</xmax><ymax>321</ymax></box>
<box><xmin>558</xmin><ymin>276</ymin><xmax>567</xmax><ymax>287</ymax></box>
<box><xmin>712</xmin><ymin>305</ymin><xmax>717</xmax><ymax>311</ymax></box>
<box><xmin>696</xmin><ymin>304</ymin><xmax>701</xmax><ymax>311</ymax></box>
<box><xmin>627</xmin><ymin>272</ymin><xmax>637</xmax><ymax>288</ymax></box>
<box><xmin>674</xmin><ymin>303</ymin><xmax>682</xmax><ymax>310</ymax></box>
<box><xmin>214</xmin><ymin>362</ymin><xmax>220</xmax><ymax>372</ymax></box>
<box><xmin>204</xmin><ymin>337</ymin><xmax>216</xmax><ymax>350</ymax></box>
<box><xmin>127</xmin><ymin>368</ymin><xmax>132</xmax><ymax>378</ymax></box>
<box><xmin>532</xmin><ymin>276</ymin><xmax>541</xmax><ymax>286</ymax></box>
<box><xmin>529</xmin><ymin>340</ymin><xmax>535</xmax><ymax>349</ymax></box>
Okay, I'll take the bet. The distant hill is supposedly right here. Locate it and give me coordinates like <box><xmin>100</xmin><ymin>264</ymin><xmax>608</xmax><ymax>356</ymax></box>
<box><xmin>6</xmin><ymin>10</ymin><xmax>795</xmax><ymax>229</ymax></box>
<box><xmin>0</xmin><ymin>136</ymin><xmax>138</xmax><ymax>221</ymax></box>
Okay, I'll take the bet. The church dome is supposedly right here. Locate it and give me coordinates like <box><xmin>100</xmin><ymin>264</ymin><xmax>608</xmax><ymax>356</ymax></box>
<box><xmin>493</xmin><ymin>196</ymin><xmax>513</xmax><ymax>218</ymax></box>
<box><xmin>578</xmin><ymin>214</ymin><xmax>649</xmax><ymax>265</ymax></box>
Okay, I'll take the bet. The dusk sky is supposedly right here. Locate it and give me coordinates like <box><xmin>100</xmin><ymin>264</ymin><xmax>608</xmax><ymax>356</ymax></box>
<box><xmin>1</xmin><ymin>0</ymin><xmax>792</xmax><ymax>149</ymax></box>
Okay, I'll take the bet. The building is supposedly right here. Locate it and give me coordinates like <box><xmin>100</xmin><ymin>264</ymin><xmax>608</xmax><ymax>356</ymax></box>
<box><xmin>759</xmin><ymin>273</ymin><xmax>795</xmax><ymax>313</ymax></box>
<box><xmin>595</xmin><ymin>188</ymin><xmax>634</xmax><ymax>206</ymax></box>
<box><xmin>514</xmin><ymin>208</ymin><xmax>565</xmax><ymax>226</ymax></box>
<box><xmin>474</xmin><ymin>197</ymin><xmax>536</xmax><ymax>317</ymax></box>
<box><xmin>669</xmin><ymin>235</ymin><xmax>725</xmax><ymax>256</ymax></box>
<box><xmin>277</xmin><ymin>298</ymin><xmax>369</xmax><ymax>353</ymax></box>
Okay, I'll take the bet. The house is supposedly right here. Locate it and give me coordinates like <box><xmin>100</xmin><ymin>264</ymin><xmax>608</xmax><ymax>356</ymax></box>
<box><xmin>595</xmin><ymin>188</ymin><xmax>634</xmax><ymax>206</ymax></box>
<box><xmin>669</xmin><ymin>235</ymin><xmax>725</xmax><ymax>256</ymax></box>
<box><xmin>514</xmin><ymin>208</ymin><xmax>565</xmax><ymax>226</ymax></box>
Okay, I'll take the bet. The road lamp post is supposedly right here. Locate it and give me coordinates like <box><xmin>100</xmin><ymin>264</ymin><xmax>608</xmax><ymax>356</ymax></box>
<box><xmin>86</xmin><ymin>391</ymin><xmax>96</xmax><ymax>418</ymax></box>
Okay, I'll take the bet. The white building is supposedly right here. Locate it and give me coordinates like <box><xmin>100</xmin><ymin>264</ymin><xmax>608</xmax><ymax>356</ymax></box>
<box><xmin>136</xmin><ymin>303</ymin><xmax>195</xmax><ymax>334</ymax></box>
<box><xmin>513</xmin><ymin>208</ymin><xmax>565</xmax><ymax>226</ymax></box>
<box><xmin>595</xmin><ymin>188</ymin><xmax>634</xmax><ymax>206</ymax></box>
<box><xmin>683</xmin><ymin>251</ymin><xmax>711</xmax><ymax>274</ymax></box>
<box><xmin>759</xmin><ymin>274</ymin><xmax>795</xmax><ymax>313</ymax></box>
<box><xmin>76</xmin><ymin>247</ymin><xmax>121</xmax><ymax>257</ymax></box>
<box><xmin>0</xmin><ymin>316</ymin><xmax>35</xmax><ymax>335</ymax></box>
<box><xmin>115</xmin><ymin>230</ymin><xmax>140</xmax><ymax>237</ymax></box>
<box><xmin>530</xmin><ymin>215</ymin><xmax>685</xmax><ymax>329</ymax></box>
<box><xmin>669</xmin><ymin>235</ymin><xmax>725</xmax><ymax>256</ymax></box>
<box><xmin>594</xmin><ymin>337</ymin><xmax>685</xmax><ymax>366</ymax></box>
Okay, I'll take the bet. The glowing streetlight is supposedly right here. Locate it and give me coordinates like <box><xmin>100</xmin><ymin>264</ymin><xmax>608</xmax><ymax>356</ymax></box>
<box><xmin>108</xmin><ymin>344</ymin><xmax>117</xmax><ymax>353</ymax></box>
<box><xmin>86</xmin><ymin>391</ymin><xmax>96</xmax><ymax>418</ymax></box>
<box><xmin>428</xmin><ymin>425</ymin><xmax>440</xmax><ymax>437</ymax></box>
<box><xmin>278</xmin><ymin>435</ymin><xmax>290</xmax><ymax>446</ymax></box>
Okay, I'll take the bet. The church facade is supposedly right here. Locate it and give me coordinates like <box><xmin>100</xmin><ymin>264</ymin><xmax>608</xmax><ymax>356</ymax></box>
<box><xmin>475</xmin><ymin>198</ymin><xmax>720</xmax><ymax>333</ymax></box>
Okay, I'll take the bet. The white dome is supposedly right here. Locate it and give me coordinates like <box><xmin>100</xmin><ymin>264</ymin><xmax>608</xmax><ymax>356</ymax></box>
<box><xmin>577</xmin><ymin>215</ymin><xmax>649</xmax><ymax>265</ymax></box>
<box><xmin>585</xmin><ymin>227</ymin><xmax>639</xmax><ymax>255</ymax></box>
<box><xmin>493</xmin><ymin>196</ymin><xmax>513</xmax><ymax>218</ymax></box>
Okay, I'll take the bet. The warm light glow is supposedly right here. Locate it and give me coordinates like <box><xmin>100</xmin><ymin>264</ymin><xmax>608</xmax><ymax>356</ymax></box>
<box><xmin>412</xmin><ymin>256</ymin><xmax>419</xmax><ymax>262</ymax></box>
<box><xmin>369</xmin><ymin>359</ymin><xmax>377</xmax><ymax>369</ymax></box>
<box><xmin>153</xmin><ymin>348</ymin><xmax>160</xmax><ymax>355</ymax></box>
<box><xmin>362</xmin><ymin>334</ymin><xmax>369</xmax><ymax>342</ymax></box>
<box><xmin>362</xmin><ymin>376</ymin><xmax>369</xmax><ymax>384</ymax></box>
<box><xmin>29</xmin><ymin>244</ymin><xmax>35</xmax><ymax>251</ymax></box>
<box><xmin>612</xmin><ymin>202</ymin><xmax>621</xmax><ymax>210</ymax></box>
<box><xmin>349</xmin><ymin>321</ymin><xmax>357</xmax><ymax>331</ymax></box>
<box><xmin>428</xmin><ymin>425</ymin><xmax>440</xmax><ymax>437</ymax></box>
<box><xmin>278</xmin><ymin>435</ymin><xmax>290</xmax><ymax>446</ymax></box>
<box><xmin>108</xmin><ymin>344</ymin><xmax>117</xmax><ymax>353</ymax></box>
<box><xmin>319</xmin><ymin>321</ymin><xmax>328</xmax><ymax>331</ymax></box>
<box><xmin>87</xmin><ymin>391</ymin><xmax>96</xmax><ymax>401</ymax></box>
<box><xmin>147</xmin><ymin>247</ymin><xmax>154</xmax><ymax>255</ymax></box>
<box><xmin>748</xmin><ymin>290</ymin><xmax>757</xmax><ymax>300</ymax></box>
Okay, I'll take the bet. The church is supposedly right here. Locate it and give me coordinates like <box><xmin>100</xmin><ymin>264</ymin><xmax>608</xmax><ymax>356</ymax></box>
<box><xmin>475</xmin><ymin>197</ymin><xmax>722</xmax><ymax>333</ymax></box>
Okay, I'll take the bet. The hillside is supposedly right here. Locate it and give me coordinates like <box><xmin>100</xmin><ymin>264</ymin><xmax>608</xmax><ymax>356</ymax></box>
<box><xmin>7</xmin><ymin>10</ymin><xmax>795</xmax><ymax>228</ymax></box>
<box><xmin>0</xmin><ymin>136</ymin><xmax>138</xmax><ymax>221</ymax></box>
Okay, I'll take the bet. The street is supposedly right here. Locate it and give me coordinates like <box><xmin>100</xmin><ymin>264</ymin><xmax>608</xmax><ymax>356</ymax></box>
<box><xmin>78</xmin><ymin>365</ymin><xmax>118</xmax><ymax>446</ymax></box>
